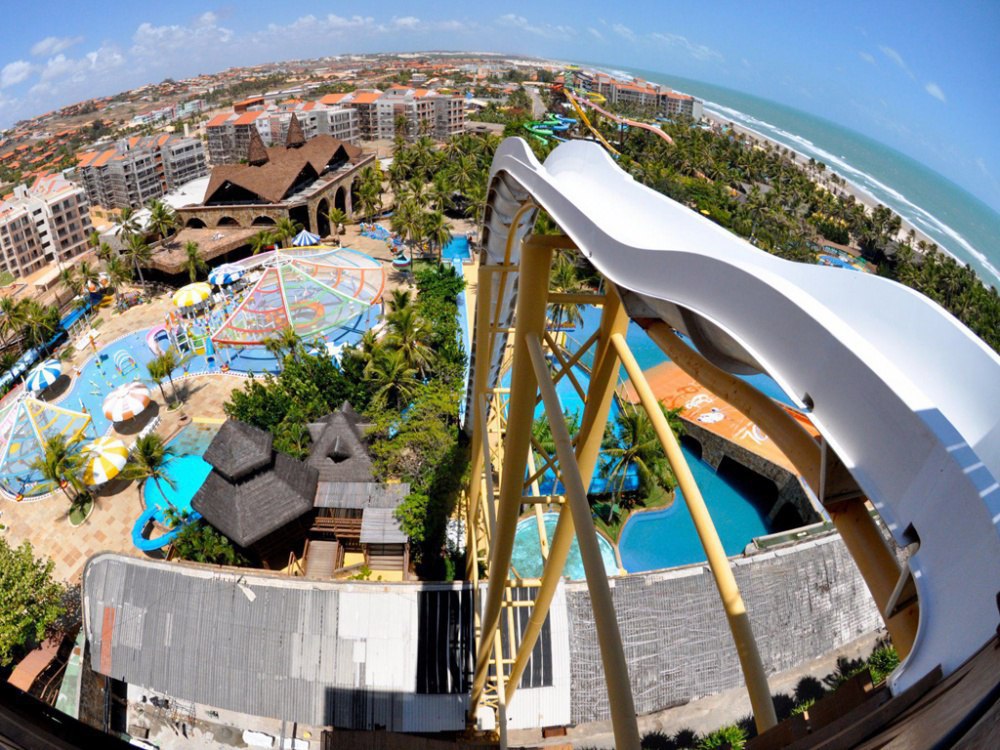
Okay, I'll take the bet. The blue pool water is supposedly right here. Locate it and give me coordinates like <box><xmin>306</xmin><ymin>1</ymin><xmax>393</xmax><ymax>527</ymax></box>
<box><xmin>617</xmin><ymin>444</ymin><xmax>771</xmax><ymax>573</ymax></box>
<box><xmin>442</xmin><ymin>235</ymin><xmax>471</xmax><ymax>261</ymax></box>
<box><xmin>142</xmin><ymin>422</ymin><xmax>221</xmax><ymax>523</ymax></box>
<box><xmin>511</xmin><ymin>512</ymin><xmax>619</xmax><ymax>579</ymax></box>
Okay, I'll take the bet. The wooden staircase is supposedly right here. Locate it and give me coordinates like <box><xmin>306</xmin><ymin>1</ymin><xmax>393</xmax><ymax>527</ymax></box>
<box><xmin>303</xmin><ymin>539</ymin><xmax>341</xmax><ymax>579</ymax></box>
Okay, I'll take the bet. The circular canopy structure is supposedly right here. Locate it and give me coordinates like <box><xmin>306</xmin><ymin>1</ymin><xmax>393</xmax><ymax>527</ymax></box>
<box><xmin>0</xmin><ymin>388</ymin><xmax>91</xmax><ymax>496</ymax></box>
<box><xmin>103</xmin><ymin>382</ymin><xmax>152</xmax><ymax>422</ymax></box>
<box><xmin>210</xmin><ymin>246</ymin><xmax>386</xmax><ymax>347</ymax></box>
<box><xmin>25</xmin><ymin>359</ymin><xmax>61</xmax><ymax>392</ymax></box>
<box><xmin>81</xmin><ymin>436</ymin><xmax>128</xmax><ymax>486</ymax></box>
<box><xmin>208</xmin><ymin>264</ymin><xmax>244</xmax><ymax>286</ymax></box>
<box><xmin>172</xmin><ymin>282</ymin><xmax>212</xmax><ymax>309</ymax></box>
<box><xmin>291</xmin><ymin>229</ymin><xmax>321</xmax><ymax>247</ymax></box>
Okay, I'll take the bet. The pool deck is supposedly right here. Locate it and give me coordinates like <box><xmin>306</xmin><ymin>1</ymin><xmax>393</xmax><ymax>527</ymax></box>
<box><xmin>620</xmin><ymin>360</ymin><xmax>820</xmax><ymax>476</ymax></box>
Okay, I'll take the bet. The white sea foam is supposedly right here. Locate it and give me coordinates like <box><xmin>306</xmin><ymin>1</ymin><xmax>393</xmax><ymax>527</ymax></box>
<box><xmin>703</xmin><ymin>101</ymin><xmax>1000</xmax><ymax>284</ymax></box>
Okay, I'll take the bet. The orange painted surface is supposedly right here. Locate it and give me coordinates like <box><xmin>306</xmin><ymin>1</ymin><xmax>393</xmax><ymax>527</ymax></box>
<box><xmin>621</xmin><ymin>361</ymin><xmax>818</xmax><ymax>475</ymax></box>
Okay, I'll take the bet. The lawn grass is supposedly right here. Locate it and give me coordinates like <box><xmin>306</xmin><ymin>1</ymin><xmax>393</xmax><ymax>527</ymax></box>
<box><xmin>0</xmin><ymin>270</ymin><xmax>14</xmax><ymax>287</ymax></box>
<box><xmin>69</xmin><ymin>498</ymin><xmax>94</xmax><ymax>526</ymax></box>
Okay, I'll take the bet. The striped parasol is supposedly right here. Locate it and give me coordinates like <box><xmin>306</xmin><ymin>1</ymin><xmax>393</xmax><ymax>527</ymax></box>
<box><xmin>102</xmin><ymin>382</ymin><xmax>152</xmax><ymax>422</ymax></box>
<box><xmin>80</xmin><ymin>436</ymin><xmax>128</xmax><ymax>485</ymax></box>
<box><xmin>172</xmin><ymin>282</ymin><xmax>212</xmax><ymax>308</ymax></box>
<box><xmin>291</xmin><ymin>229</ymin><xmax>321</xmax><ymax>247</ymax></box>
<box><xmin>208</xmin><ymin>263</ymin><xmax>245</xmax><ymax>286</ymax></box>
<box><xmin>24</xmin><ymin>359</ymin><xmax>61</xmax><ymax>392</ymax></box>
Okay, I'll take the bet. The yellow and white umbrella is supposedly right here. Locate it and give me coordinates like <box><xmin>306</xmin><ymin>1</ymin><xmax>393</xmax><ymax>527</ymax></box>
<box><xmin>80</xmin><ymin>436</ymin><xmax>128</xmax><ymax>486</ymax></box>
<box><xmin>172</xmin><ymin>282</ymin><xmax>212</xmax><ymax>309</ymax></box>
<box><xmin>102</xmin><ymin>382</ymin><xmax>152</xmax><ymax>422</ymax></box>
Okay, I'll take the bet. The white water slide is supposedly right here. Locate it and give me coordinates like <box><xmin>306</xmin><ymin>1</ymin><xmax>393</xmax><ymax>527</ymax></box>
<box><xmin>475</xmin><ymin>138</ymin><xmax>1000</xmax><ymax>696</ymax></box>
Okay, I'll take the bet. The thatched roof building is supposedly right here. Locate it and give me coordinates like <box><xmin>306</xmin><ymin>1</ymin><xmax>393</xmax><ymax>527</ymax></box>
<box><xmin>192</xmin><ymin>421</ymin><xmax>318</xmax><ymax>549</ymax></box>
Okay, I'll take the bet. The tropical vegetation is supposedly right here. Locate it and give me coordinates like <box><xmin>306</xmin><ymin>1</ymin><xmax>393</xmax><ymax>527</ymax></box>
<box><xmin>0</xmin><ymin>538</ymin><xmax>65</xmax><ymax>667</ymax></box>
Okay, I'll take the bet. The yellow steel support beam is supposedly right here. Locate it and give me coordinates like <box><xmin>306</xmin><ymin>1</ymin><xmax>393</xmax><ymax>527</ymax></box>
<box><xmin>503</xmin><ymin>291</ymin><xmax>630</xmax><ymax>701</ymax></box>
<box><xmin>644</xmin><ymin>320</ymin><xmax>918</xmax><ymax>657</ymax></box>
<box><xmin>526</xmin><ymin>331</ymin><xmax>640</xmax><ymax>749</ymax></box>
<box><xmin>469</xmin><ymin>239</ymin><xmax>554</xmax><ymax>719</ymax></box>
<box><xmin>611</xmin><ymin>332</ymin><xmax>778</xmax><ymax>733</ymax></box>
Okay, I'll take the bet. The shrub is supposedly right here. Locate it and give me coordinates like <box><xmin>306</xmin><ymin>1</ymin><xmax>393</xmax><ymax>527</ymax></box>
<box><xmin>0</xmin><ymin>539</ymin><xmax>65</xmax><ymax>666</ymax></box>
<box><xmin>697</xmin><ymin>724</ymin><xmax>746</xmax><ymax>750</ymax></box>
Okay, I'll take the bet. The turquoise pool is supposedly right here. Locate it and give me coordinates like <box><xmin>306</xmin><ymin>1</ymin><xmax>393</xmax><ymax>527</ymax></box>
<box><xmin>142</xmin><ymin>422</ymin><xmax>221</xmax><ymax>523</ymax></box>
<box><xmin>617</xmin><ymin>444</ymin><xmax>771</xmax><ymax>572</ymax></box>
<box><xmin>511</xmin><ymin>512</ymin><xmax>619</xmax><ymax>579</ymax></box>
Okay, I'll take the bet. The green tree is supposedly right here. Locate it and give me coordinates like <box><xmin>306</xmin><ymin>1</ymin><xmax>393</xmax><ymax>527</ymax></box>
<box><xmin>183</xmin><ymin>240</ymin><xmax>207</xmax><ymax>282</ymax></box>
<box><xmin>153</xmin><ymin>348</ymin><xmax>183</xmax><ymax>401</ymax></box>
<box><xmin>422</xmin><ymin>210</ymin><xmax>453</xmax><ymax>264</ymax></box>
<box><xmin>122</xmin><ymin>233</ymin><xmax>151</xmax><ymax>287</ymax></box>
<box><xmin>146</xmin><ymin>199</ymin><xmax>177</xmax><ymax>242</ymax></box>
<box><xmin>325</xmin><ymin>206</ymin><xmax>347</xmax><ymax>235</ymax></box>
<box><xmin>19</xmin><ymin>301</ymin><xmax>61</xmax><ymax>348</ymax></box>
<box><xmin>250</xmin><ymin>230</ymin><xmax>275</xmax><ymax>255</ymax></box>
<box><xmin>272</xmin><ymin>216</ymin><xmax>301</xmax><ymax>247</ymax></box>
<box><xmin>123</xmin><ymin>433</ymin><xmax>176</xmax><ymax>500</ymax></box>
<box><xmin>146</xmin><ymin>357</ymin><xmax>173</xmax><ymax>406</ymax></box>
<box><xmin>0</xmin><ymin>539</ymin><xmax>66</xmax><ymax>666</ymax></box>
<box><xmin>105</xmin><ymin>255</ymin><xmax>133</xmax><ymax>304</ymax></box>
<box><xmin>385</xmin><ymin>305</ymin><xmax>436</xmax><ymax>377</ymax></box>
<box><xmin>30</xmin><ymin>434</ymin><xmax>85</xmax><ymax>505</ymax></box>
<box><xmin>167</xmin><ymin>511</ymin><xmax>246</xmax><ymax>566</ymax></box>
<box><xmin>263</xmin><ymin>326</ymin><xmax>302</xmax><ymax>369</ymax></box>
<box><xmin>114</xmin><ymin>206</ymin><xmax>140</xmax><ymax>242</ymax></box>
<box><xmin>364</xmin><ymin>347</ymin><xmax>419</xmax><ymax>410</ymax></box>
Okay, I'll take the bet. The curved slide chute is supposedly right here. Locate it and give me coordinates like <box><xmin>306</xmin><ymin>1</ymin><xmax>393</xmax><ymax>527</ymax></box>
<box><xmin>474</xmin><ymin>137</ymin><xmax>1000</xmax><ymax>698</ymax></box>
<box><xmin>565</xmin><ymin>89</ymin><xmax>676</xmax><ymax>149</ymax></box>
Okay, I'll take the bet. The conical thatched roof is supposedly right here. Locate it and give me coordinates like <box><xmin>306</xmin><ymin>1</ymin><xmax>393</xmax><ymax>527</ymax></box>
<box><xmin>306</xmin><ymin>402</ymin><xmax>374</xmax><ymax>483</ymax></box>
<box><xmin>285</xmin><ymin>113</ymin><xmax>306</xmax><ymax>149</ymax></box>
<box><xmin>201</xmin><ymin>420</ymin><xmax>273</xmax><ymax>482</ymax></box>
<box><xmin>247</xmin><ymin>126</ymin><xmax>269</xmax><ymax>166</ymax></box>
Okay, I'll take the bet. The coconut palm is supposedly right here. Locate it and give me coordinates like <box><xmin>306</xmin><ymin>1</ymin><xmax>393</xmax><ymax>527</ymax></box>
<box><xmin>272</xmin><ymin>217</ymin><xmax>301</xmax><ymax>248</ymax></box>
<box><xmin>250</xmin><ymin>230</ymin><xmax>275</xmax><ymax>255</ymax></box>
<box><xmin>105</xmin><ymin>255</ymin><xmax>133</xmax><ymax>304</ymax></box>
<box><xmin>19</xmin><ymin>301</ymin><xmax>60</xmax><ymax>348</ymax></box>
<box><xmin>123</xmin><ymin>433</ymin><xmax>176</xmax><ymax>500</ymax></box>
<box><xmin>59</xmin><ymin>266</ymin><xmax>82</xmax><ymax>300</ymax></box>
<box><xmin>325</xmin><ymin>206</ymin><xmax>347</xmax><ymax>236</ymax></box>
<box><xmin>422</xmin><ymin>210</ymin><xmax>453</xmax><ymax>264</ymax></box>
<box><xmin>146</xmin><ymin>358</ymin><xmax>173</xmax><ymax>406</ymax></box>
<box><xmin>154</xmin><ymin>348</ymin><xmax>183</xmax><ymax>401</ymax></box>
<box><xmin>183</xmin><ymin>241</ymin><xmax>207</xmax><ymax>282</ymax></box>
<box><xmin>115</xmin><ymin>206</ymin><xmax>141</xmax><ymax>242</ymax></box>
<box><xmin>121</xmin><ymin>234</ymin><xmax>151</xmax><ymax>287</ymax></box>
<box><xmin>263</xmin><ymin>326</ymin><xmax>302</xmax><ymax>368</ymax></box>
<box><xmin>76</xmin><ymin>261</ymin><xmax>98</xmax><ymax>289</ymax></box>
<box><xmin>364</xmin><ymin>347</ymin><xmax>419</xmax><ymax>410</ymax></box>
<box><xmin>146</xmin><ymin>199</ymin><xmax>177</xmax><ymax>242</ymax></box>
<box><xmin>548</xmin><ymin>252</ymin><xmax>585</xmax><ymax>331</ymax></box>
<box><xmin>386</xmin><ymin>288</ymin><xmax>412</xmax><ymax>314</ymax></box>
<box><xmin>0</xmin><ymin>297</ymin><xmax>23</xmax><ymax>348</ymax></box>
<box><xmin>31</xmin><ymin>435</ymin><xmax>86</xmax><ymax>506</ymax></box>
<box><xmin>386</xmin><ymin>306</ymin><xmax>435</xmax><ymax>376</ymax></box>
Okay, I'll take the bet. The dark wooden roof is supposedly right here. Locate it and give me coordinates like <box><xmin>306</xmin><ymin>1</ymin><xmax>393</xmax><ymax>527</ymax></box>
<box><xmin>192</xmin><ymin>452</ymin><xmax>318</xmax><ymax>547</ymax></box>
<box><xmin>306</xmin><ymin>402</ymin><xmax>374</xmax><ymax>483</ymax></box>
<box><xmin>202</xmin><ymin>136</ymin><xmax>363</xmax><ymax>205</ymax></box>
<box><xmin>202</xmin><ymin>420</ymin><xmax>273</xmax><ymax>482</ymax></box>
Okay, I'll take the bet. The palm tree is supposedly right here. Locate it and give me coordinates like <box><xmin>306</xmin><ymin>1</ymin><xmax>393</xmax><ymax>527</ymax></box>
<box><xmin>105</xmin><ymin>255</ymin><xmax>133</xmax><ymax>305</ymax></box>
<box><xmin>386</xmin><ymin>288</ymin><xmax>412</xmax><ymax>314</ymax></box>
<box><xmin>263</xmin><ymin>326</ymin><xmax>302</xmax><ymax>368</ymax></box>
<box><xmin>31</xmin><ymin>434</ymin><xmax>85</xmax><ymax>504</ymax></box>
<box><xmin>20</xmin><ymin>302</ymin><xmax>60</xmax><ymax>348</ymax></box>
<box><xmin>59</xmin><ymin>266</ymin><xmax>82</xmax><ymax>300</ymax></box>
<box><xmin>386</xmin><ymin>306</ymin><xmax>435</xmax><ymax>376</ymax></box>
<box><xmin>155</xmin><ymin>348</ymin><xmax>183</xmax><ymax>401</ymax></box>
<box><xmin>601</xmin><ymin>403</ymin><xmax>683</xmax><ymax>517</ymax></box>
<box><xmin>364</xmin><ymin>347</ymin><xmax>418</xmax><ymax>410</ymax></box>
<box><xmin>122</xmin><ymin>234</ymin><xmax>151</xmax><ymax>288</ymax></box>
<box><xmin>146</xmin><ymin>358</ymin><xmax>172</xmax><ymax>406</ymax></box>
<box><xmin>0</xmin><ymin>297</ymin><xmax>23</xmax><ymax>349</ymax></box>
<box><xmin>146</xmin><ymin>199</ymin><xmax>177</xmax><ymax>242</ymax></box>
<box><xmin>325</xmin><ymin>206</ymin><xmax>347</xmax><ymax>236</ymax></box>
<box><xmin>344</xmin><ymin>329</ymin><xmax>379</xmax><ymax>374</ymax></box>
<box><xmin>123</xmin><ymin>433</ymin><xmax>176</xmax><ymax>500</ymax></box>
<box><xmin>76</xmin><ymin>261</ymin><xmax>98</xmax><ymax>290</ymax></box>
<box><xmin>422</xmin><ymin>210</ymin><xmax>453</xmax><ymax>264</ymax></box>
<box><xmin>548</xmin><ymin>252</ymin><xmax>585</xmax><ymax>331</ymax></box>
<box><xmin>272</xmin><ymin>217</ymin><xmax>301</xmax><ymax>248</ymax></box>
<box><xmin>115</xmin><ymin>206</ymin><xmax>141</xmax><ymax>242</ymax></box>
<box><xmin>250</xmin><ymin>230</ymin><xmax>274</xmax><ymax>255</ymax></box>
<box><xmin>183</xmin><ymin>241</ymin><xmax>207</xmax><ymax>282</ymax></box>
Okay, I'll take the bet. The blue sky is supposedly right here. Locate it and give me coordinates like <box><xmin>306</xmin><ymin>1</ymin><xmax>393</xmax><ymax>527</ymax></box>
<box><xmin>1</xmin><ymin>1</ymin><xmax>998</xmax><ymax>212</ymax></box>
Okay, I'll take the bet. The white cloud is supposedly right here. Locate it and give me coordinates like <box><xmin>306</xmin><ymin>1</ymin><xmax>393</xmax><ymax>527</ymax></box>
<box><xmin>131</xmin><ymin>15</ymin><xmax>235</xmax><ymax>60</ymax></box>
<box><xmin>649</xmin><ymin>32</ymin><xmax>723</xmax><ymax>63</ymax></box>
<box><xmin>1</xmin><ymin>61</ymin><xmax>33</xmax><ymax>89</ymax></box>
<box><xmin>925</xmin><ymin>82</ymin><xmax>946</xmax><ymax>102</ymax></box>
<box><xmin>587</xmin><ymin>27</ymin><xmax>605</xmax><ymax>42</ymax></box>
<box><xmin>878</xmin><ymin>45</ymin><xmax>914</xmax><ymax>79</ymax></box>
<box><xmin>496</xmin><ymin>14</ymin><xmax>574</xmax><ymax>39</ymax></box>
<box><xmin>858</xmin><ymin>51</ymin><xmax>875</xmax><ymax>64</ymax></box>
<box><xmin>31</xmin><ymin>36</ymin><xmax>84</xmax><ymax>57</ymax></box>
<box><xmin>612</xmin><ymin>23</ymin><xmax>636</xmax><ymax>42</ymax></box>
<box><xmin>392</xmin><ymin>16</ymin><xmax>421</xmax><ymax>30</ymax></box>
<box><xmin>40</xmin><ymin>44</ymin><xmax>124</xmax><ymax>83</ymax></box>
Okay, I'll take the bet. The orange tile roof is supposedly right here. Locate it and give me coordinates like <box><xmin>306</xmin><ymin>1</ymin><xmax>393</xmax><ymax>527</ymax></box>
<box><xmin>300</xmin><ymin>101</ymin><xmax>316</xmax><ymax>111</ymax></box>
<box><xmin>320</xmin><ymin>93</ymin><xmax>349</xmax><ymax>105</ymax></box>
<box><xmin>91</xmin><ymin>149</ymin><xmax>116</xmax><ymax>168</ymax></box>
<box><xmin>234</xmin><ymin>111</ymin><xmax>263</xmax><ymax>125</ymax></box>
<box><xmin>206</xmin><ymin>113</ymin><xmax>232</xmax><ymax>127</ymax></box>
<box><xmin>413</xmin><ymin>88</ymin><xmax>431</xmax><ymax>98</ymax></box>
<box><xmin>156</xmin><ymin>134</ymin><xmax>170</xmax><ymax>147</ymax></box>
<box><xmin>77</xmin><ymin>151</ymin><xmax>98</xmax><ymax>167</ymax></box>
<box><xmin>349</xmin><ymin>92</ymin><xmax>382</xmax><ymax>104</ymax></box>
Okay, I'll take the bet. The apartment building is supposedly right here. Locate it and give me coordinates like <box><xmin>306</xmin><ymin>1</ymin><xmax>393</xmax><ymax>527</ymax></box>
<box><xmin>76</xmin><ymin>135</ymin><xmax>208</xmax><ymax>209</ymax></box>
<box><xmin>661</xmin><ymin>92</ymin><xmax>704</xmax><ymax>121</ymax></box>
<box><xmin>345</xmin><ymin>91</ymin><xmax>383</xmax><ymax>140</ymax></box>
<box><xmin>373</xmin><ymin>87</ymin><xmax>466</xmax><ymax>140</ymax></box>
<box><xmin>576</xmin><ymin>71</ymin><xmax>704</xmax><ymax>121</ymax></box>
<box><xmin>0</xmin><ymin>173</ymin><xmax>92</xmax><ymax>277</ymax></box>
<box><xmin>205</xmin><ymin>105</ymin><xmax>359</xmax><ymax>164</ymax></box>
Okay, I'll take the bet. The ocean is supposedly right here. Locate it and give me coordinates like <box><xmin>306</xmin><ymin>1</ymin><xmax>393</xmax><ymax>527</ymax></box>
<box><xmin>580</xmin><ymin>63</ymin><xmax>1000</xmax><ymax>287</ymax></box>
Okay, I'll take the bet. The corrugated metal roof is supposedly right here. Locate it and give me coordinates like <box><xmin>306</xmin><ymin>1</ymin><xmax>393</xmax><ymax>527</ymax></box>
<box><xmin>83</xmin><ymin>554</ymin><xmax>471</xmax><ymax>731</ymax></box>
<box><xmin>359</xmin><ymin>508</ymin><xmax>407</xmax><ymax>544</ymax></box>
<box><xmin>314</xmin><ymin>482</ymin><xmax>409</xmax><ymax>509</ymax></box>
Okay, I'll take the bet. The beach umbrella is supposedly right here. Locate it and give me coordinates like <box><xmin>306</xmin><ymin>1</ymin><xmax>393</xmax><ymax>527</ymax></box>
<box><xmin>80</xmin><ymin>436</ymin><xmax>128</xmax><ymax>486</ymax></box>
<box><xmin>291</xmin><ymin>229</ymin><xmax>321</xmax><ymax>247</ymax></box>
<box><xmin>172</xmin><ymin>282</ymin><xmax>212</xmax><ymax>309</ymax></box>
<box><xmin>24</xmin><ymin>359</ymin><xmax>61</xmax><ymax>392</ymax></box>
<box><xmin>208</xmin><ymin>264</ymin><xmax>245</xmax><ymax>286</ymax></box>
<box><xmin>102</xmin><ymin>382</ymin><xmax>152</xmax><ymax>422</ymax></box>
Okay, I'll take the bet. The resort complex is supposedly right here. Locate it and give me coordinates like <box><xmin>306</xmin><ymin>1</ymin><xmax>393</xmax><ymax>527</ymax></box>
<box><xmin>0</xmin><ymin>52</ymin><xmax>998</xmax><ymax>750</ymax></box>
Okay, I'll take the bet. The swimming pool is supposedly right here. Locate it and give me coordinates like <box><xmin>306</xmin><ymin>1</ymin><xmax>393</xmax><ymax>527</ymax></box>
<box><xmin>617</xmin><ymin>443</ymin><xmax>771</xmax><ymax>572</ymax></box>
<box><xmin>141</xmin><ymin>422</ymin><xmax>221</xmax><ymax>524</ymax></box>
<box><xmin>511</xmin><ymin>512</ymin><xmax>619</xmax><ymax>579</ymax></box>
<box><xmin>442</xmin><ymin>236</ymin><xmax>471</xmax><ymax>262</ymax></box>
